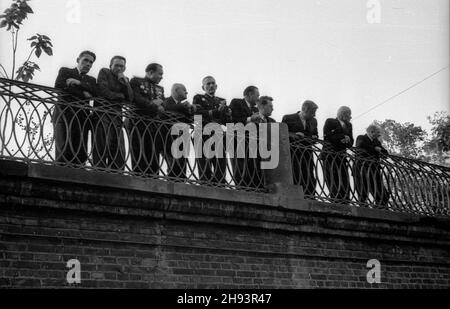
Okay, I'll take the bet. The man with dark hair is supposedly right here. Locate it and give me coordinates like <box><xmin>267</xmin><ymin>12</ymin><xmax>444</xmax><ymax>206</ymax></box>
<box><xmin>322</xmin><ymin>106</ymin><xmax>354</xmax><ymax>201</ymax></box>
<box><xmin>162</xmin><ymin>83</ymin><xmax>196</xmax><ymax>179</ymax></box>
<box><xmin>93</xmin><ymin>55</ymin><xmax>133</xmax><ymax>170</ymax></box>
<box><xmin>251</xmin><ymin>96</ymin><xmax>277</xmax><ymax>188</ymax></box>
<box><xmin>193</xmin><ymin>76</ymin><xmax>231</xmax><ymax>184</ymax></box>
<box><xmin>255</xmin><ymin>96</ymin><xmax>276</xmax><ymax>124</ymax></box>
<box><xmin>129</xmin><ymin>63</ymin><xmax>165</xmax><ymax>176</ymax></box>
<box><xmin>230</xmin><ymin>86</ymin><xmax>261</xmax><ymax>188</ymax></box>
<box><xmin>282</xmin><ymin>100</ymin><xmax>319</xmax><ymax>196</ymax></box>
<box><xmin>354</xmin><ymin>124</ymin><xmax>390</xmax><ymax>206</ymax></box>
<box><xmin>54</xmin><ymin>50</ymin><xmax>98</xmax><ymax>165</ymax></box>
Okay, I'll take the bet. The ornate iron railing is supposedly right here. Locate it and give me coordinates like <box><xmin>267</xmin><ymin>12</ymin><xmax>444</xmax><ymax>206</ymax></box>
<box><xmin>1</xmin><ymin>78</ymin><xmax>449</xmax><ymax>217</ymax></box>
<box><xmin>290</xmin><ymin>137</ymin><xmax>450</xmax><ymax>217</ymax></box>
<box><xmin>0</xmin><ymin>78</ymin><xmax>265</xmax><ymax>192</ymax></box>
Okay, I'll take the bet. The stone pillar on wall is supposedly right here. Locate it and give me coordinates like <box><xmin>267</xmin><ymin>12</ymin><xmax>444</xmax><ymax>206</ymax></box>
<box><xmin>263</xmin><ymin>122</ymin><xmax>305</xmax><ymax>205</ymax></box>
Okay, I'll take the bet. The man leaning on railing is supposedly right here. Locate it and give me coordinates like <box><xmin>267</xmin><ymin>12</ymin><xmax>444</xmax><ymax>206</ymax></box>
<box><xmin>322</xmin><ymin>106</ymin><xmax>354</xmax><ymax>202</ymax></box>
<box><xmin>354</xmin><ymin>124</ymin><xmax>390</xmax><ymax>207</ymax></box>
<box><xmin>162</xmin><ymin>83</ymin><xmax>196</xmax><ymax>180</ymax></box>
<box><xmin>93</xmin><ymin>55</ymin><xmax>133</xmax><ymax>171</ymax></box>
<box><xmin>230</xmin><ymin>86</ymin><xmax>261</xmax><ymax>188</ymax></box>
<box><xmin>129</xmin><ymin>63</ymin><xmax>165</xmax><ymax>177</ymax></box>
<box><xmin>54</xmin><ymin>50</ymin><xmax>98</xmax><ymax>166</ymax></box>
<box><xmin>282</xmin><ymin>100</ymin><xmax>319</xmax><ymax>197</ymax></box>
<box><xmin>193</xmin><ymin>76</ymin><xmax>231</xmax><ymax>185</ymax></box>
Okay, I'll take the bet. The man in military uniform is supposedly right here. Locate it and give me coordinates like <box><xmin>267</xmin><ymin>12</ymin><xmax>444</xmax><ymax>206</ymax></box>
<box><xmin>193</xmin><ymin>76</ymin><xmax>231</xmax><ymax>184</ymax></box>
<box><xmin>129</xmin><ymin>63</ymin><xmax>165</xmax><ymax>176</ymax></box>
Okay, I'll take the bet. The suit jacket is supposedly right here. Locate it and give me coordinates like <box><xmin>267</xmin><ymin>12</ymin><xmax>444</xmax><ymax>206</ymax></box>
<box><xmin>162</xmin><ymin>97</ymin><xmax>194</xmax><ymax>124</ymax></box>
<box><xmin>97</xmin><ymin>68</ymin><xmax>133</xmax><ymax>107</ymax></box>
<box><xmin>193</xmin><ymin>94</ymin><xmax>231</xmax><ymax>125</ymax></box>
<box><xmin>130</xmin><ymin>77</ymin><xmax>165</xmax><ymax>116</ymax></box>
<box><xmin>230</xmin><ymin>98</ymin><xmax>258</xmax><ymax>124</ymax></box>
<box><xmin>54</xmin><ymin>67</ymin><xmax>98</xmax><ymax>102</ymax></box>
<box><xmin>323</xmin><ymin>118</ymin><xmax>354</xmax><ymax>153</ymax></box>
<box><xmin>282</xmin><ymin>112</ymin><xmax>318</xmax><ymax>141</ymax></box>
<box><xmin>356</xmin><ymin>134</ymin><xmax>388</xmax><ymax>160</ymax></box>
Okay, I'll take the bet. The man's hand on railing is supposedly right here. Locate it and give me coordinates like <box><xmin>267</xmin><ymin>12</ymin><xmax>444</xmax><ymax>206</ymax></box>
<box><xmin>157</xmin><ymin>105</ymin><xmax>165</xmax><ymax>113</ymax></box>
<box><xmin>248</xmin><ymin>113</ymin><xmax>262</xmax><ymax>123</ymax></box>
<box><xmin>341</xmin><ymin>135</ymin><xmax>351</xmax><ymax>144</ymax></box>
<box><xmin>83</xmin><ymin>91</ymin><xmax>93</xmax><ymax>99</ymax></box>
<box><xmin>66</xmin><ymin>78</ymin><xmax>81</xmax><ymax>87</ymax></box>
<box><xmin>296</xmin><ymin>132</ymin><xmax>305</xmax><ymax>138</ymax></box>
<box><xmin>152</xmin><ymin>98</ymin><xmax>164</xmax><ymax>106</ymax></box>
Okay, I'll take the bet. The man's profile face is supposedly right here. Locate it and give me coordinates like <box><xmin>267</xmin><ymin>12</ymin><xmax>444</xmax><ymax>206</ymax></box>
<box><xmin>202</xmin><ymin>78</ymin><xmax>217</xmax><ymax>96</ymax></box>
<box><xmin>148</xmin><ymin>66</ymin><xmax>164</xmax><ymax>84</ymax></box>
<box><xmin>174</xmin><ymin>85</ymin><xmax>188</xmax><ymax>101</ymax></box>
<box><xmin>111</xmin><ymin>59</ymin><xmax>126</xmax><ymax>75</ymax></box>
<box><xmin>246</xmin><ymin>89</ymin><xmax>260</xmax><ymax>105</ymax></box>
<box><xmin>77</xmin><ymin>54</ymin><xmax>95</xmax><ymax>74</ymax></box>
<box><xmin>262</xmin><ymin>101</ymin><xmax>274</xmax><ymax>117</ymax></box>
<box><xmin>369</xmin><ymin>128</ymin><xmax>381</xmax><ymax>140</ymax></box>
<box><xmin>339</xmin><ymin>110</ymin><xmax>352</xmax><ymax>122</ymax></box>
<box><xmin>303</xmin><ymin>108</ymin><xmax>317</xmax><ymax>120</ymax></box>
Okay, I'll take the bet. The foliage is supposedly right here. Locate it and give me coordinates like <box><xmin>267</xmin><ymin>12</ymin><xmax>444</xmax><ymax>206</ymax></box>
<box><xmin>0</xmin><ymin>0</ymin><xmax>53</xmax><ymax>82</ymax></box>
<box><xmin>423</xmin><ymin>111</ymin><xmax>450</xmax><ymax>166</ymax></box>
<box><xmin>374</xmin><ymin>119</ymin><xmax>427</xmax><ymax>159</ymax></box>
<box><xmin>375</xmin><ymin>112</ymin><xmax>450</xmax><ymax>167</ymax></box>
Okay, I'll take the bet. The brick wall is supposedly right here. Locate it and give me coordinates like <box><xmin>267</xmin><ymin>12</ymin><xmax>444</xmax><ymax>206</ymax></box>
<box><xmin>1</xmin><ymin>164</ymin><xmax>449</xmax><ymax>288</ymax></box>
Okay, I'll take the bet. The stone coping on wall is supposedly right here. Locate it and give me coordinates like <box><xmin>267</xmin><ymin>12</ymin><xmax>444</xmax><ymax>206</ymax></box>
<box><xmin>1</xmin><ymin>159</ymin><xmax>449</xmax><ymax>229</ymax></box>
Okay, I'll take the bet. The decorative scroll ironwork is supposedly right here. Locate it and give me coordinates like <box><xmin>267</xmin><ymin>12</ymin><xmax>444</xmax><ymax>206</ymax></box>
<box><xmin>1</xmin><ymin>78</ymin><xmax>449</xmax><ymax>217</ymax></box>
<box><xmin>290</xmin><ymin>137</ymin><xmax>450</xmax><ymax>217</ymax></box>
<box><xmin>0</xmin><ymin>78</ymin><xmax>265</xmax><ymax>191</ymax></box>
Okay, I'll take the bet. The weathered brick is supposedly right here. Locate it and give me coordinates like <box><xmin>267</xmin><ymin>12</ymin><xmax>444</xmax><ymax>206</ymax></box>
<box><xmin>1</xmin><ymin>171</ymin><xmax>449</xmax><ymax>289</ymax></box>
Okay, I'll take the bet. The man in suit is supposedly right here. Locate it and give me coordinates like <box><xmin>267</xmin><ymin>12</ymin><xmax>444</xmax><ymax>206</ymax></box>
<box><xmin>282</xmin><ymin>100</ymin><xmax>318</xmax><ymax>196</ymax></box>
<box><xmin>193</xmin><ymin>76</ymin><xmax>231</xmax><ymax>184</ymax></box>
<box><xmin>93</xmin><ymin>55</ymin><xmax>133</xmax><ymax>170</ymax></box>
<box><xmin>129</xmin><ymin>63</ymin><xmax>165</xmax><ymax>177</ymax></box>
<box><xmin>355</xmin><ymin>124</ymin><xmax>390</xmax><ymax>206</ymax></box>
<box><xmin>322</xmin><ymin>106</ymin><xmax>354</xmax><ymax>201</ymax></box>
<box><xmin>54</xmin><ymin>50</ymin><xmax>98</xmax><ymax>165</ymax></box>
<box><xmin>251</xmin><ymin>96</ymin><xmax>277</xmax><ymax>188</ymax></box>
<box><xmin>229</xmin><ymin>86</ymin><xmax>261</xmax><ymax>188</ymax></box>
<box><xmin>163</xmin><ymin>83</ymin><xmax>196</xmax><ymax>179</ymax></box>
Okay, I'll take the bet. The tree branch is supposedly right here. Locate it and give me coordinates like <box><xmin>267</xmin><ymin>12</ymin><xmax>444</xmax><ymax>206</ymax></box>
<box><xmin>0</xmin><ymin>64</ymin><xmax>9</xmax><ymax>79</ymax></box>
<box><xmin>12</xmin><ymin>29</ymin><xmax>19</xmax><ymax>79</ymax></box>
<box><xmin>15</xmin><ymin>47</ymin><xmax>36</xmax><ymax>80</ymax></box>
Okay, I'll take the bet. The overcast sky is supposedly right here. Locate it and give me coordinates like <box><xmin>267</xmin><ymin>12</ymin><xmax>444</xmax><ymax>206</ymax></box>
<box><xmin>0</xmin><ymin>0</ymin><xmax>448</xmax><ymax>137</ymax></box>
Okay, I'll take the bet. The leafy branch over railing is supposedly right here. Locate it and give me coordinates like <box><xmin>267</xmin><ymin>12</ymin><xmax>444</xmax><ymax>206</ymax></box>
<box><xmin>0</xmin><ymin>0</ymin><xmax>53</xmax><ymax>82</ymax></box>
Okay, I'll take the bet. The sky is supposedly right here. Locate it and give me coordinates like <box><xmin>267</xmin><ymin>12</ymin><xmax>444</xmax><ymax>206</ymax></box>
<box><xmin>0</xmin><ymin>0</ymin><xmax>449</xmax><ymax>138</ymax></box>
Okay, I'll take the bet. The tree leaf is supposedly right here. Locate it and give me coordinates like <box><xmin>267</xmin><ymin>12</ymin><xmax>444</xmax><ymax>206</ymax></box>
<box><xmin>28</xmin><ymin>35</ymin><xmax>37</xmax><ymax>40</ymax></box>
<box><xmin>35</xmin><ymin>47</ymin><xmax>42</xmax><ymax>58</ymax></box>
<box><xmin>43</xmin><ymin>46</ymin><xmax>53</xmax><ymax>56</ymax></box>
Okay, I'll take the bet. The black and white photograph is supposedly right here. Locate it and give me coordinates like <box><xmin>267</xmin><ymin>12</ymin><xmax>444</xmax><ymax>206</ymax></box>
<box><xmin>0</xmin><ymin>0</ymin><xmax>449</xmax><ymax>294</ymax></box>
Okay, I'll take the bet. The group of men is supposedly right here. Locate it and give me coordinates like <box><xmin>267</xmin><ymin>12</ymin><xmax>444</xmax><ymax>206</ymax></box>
<box><xmin>53</xmin><ymin>51</ymin><xmax>274</xmax><ymax>187</ymax></box>
<box><xmin>284</xmin><ymin>102</ymin><xmax>389</xmax><ymax>205</ymax></box>
<box><xmin>53</xmin><ymin>50</ymin><xmax>390</xmax><ymax>204</ymax></box>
